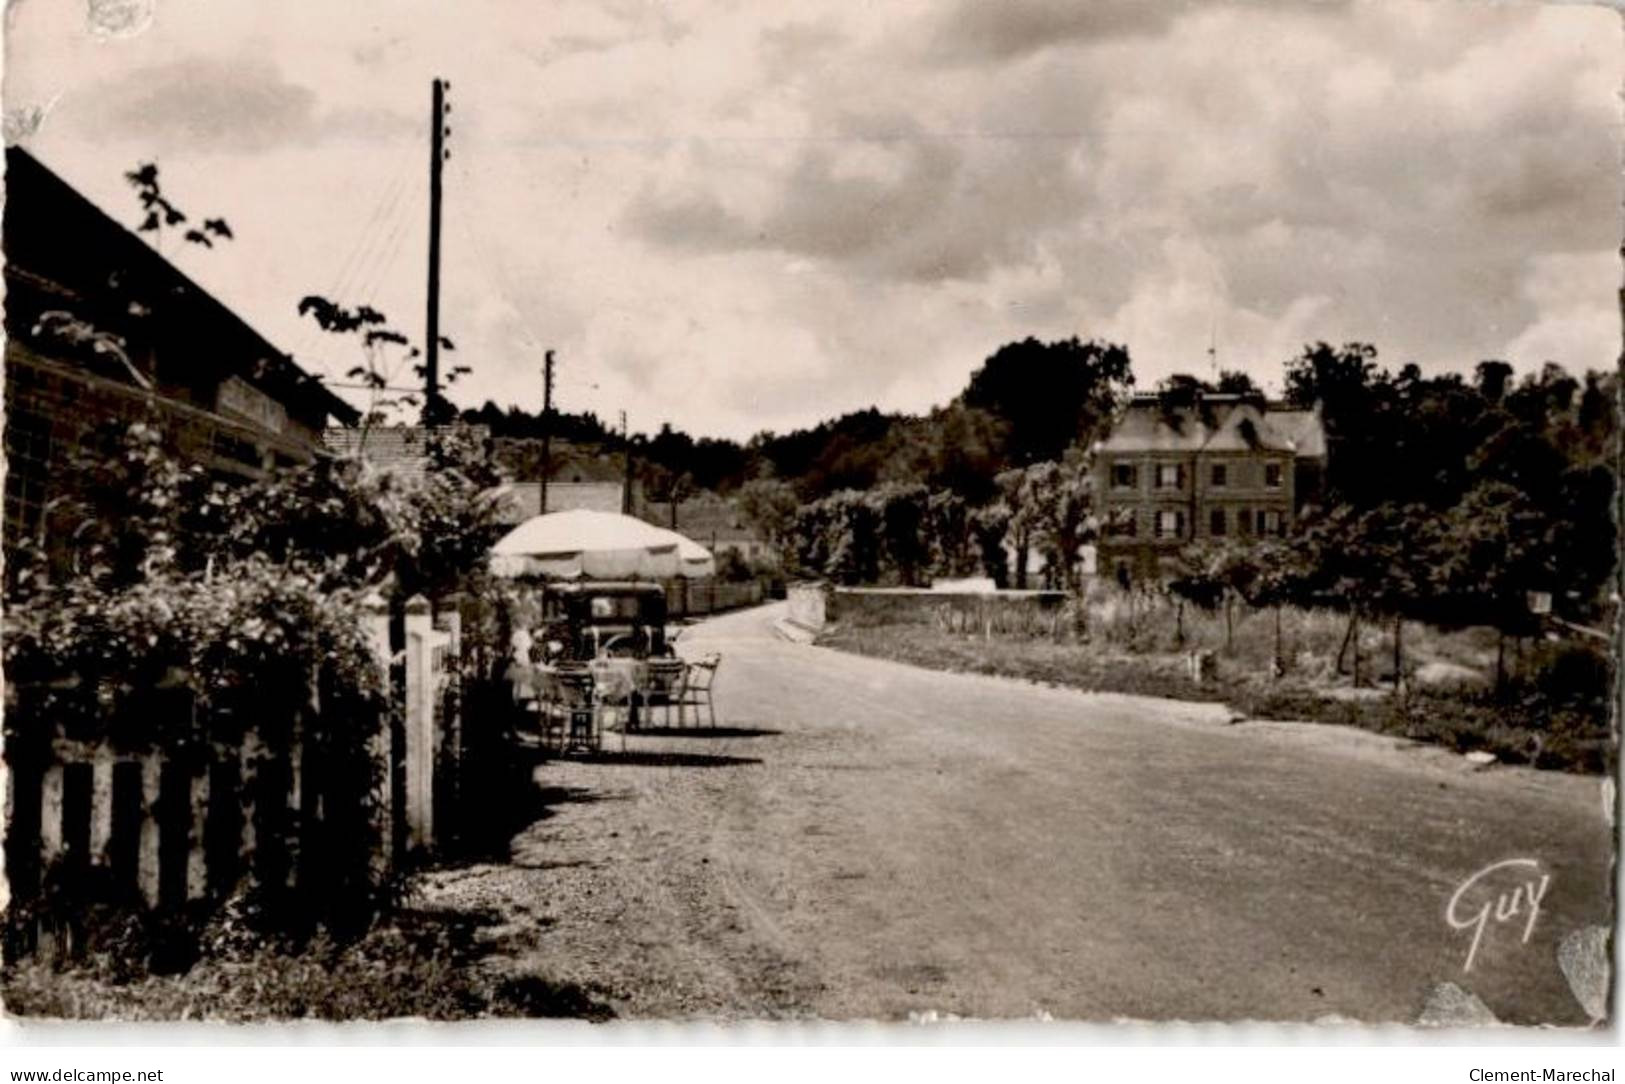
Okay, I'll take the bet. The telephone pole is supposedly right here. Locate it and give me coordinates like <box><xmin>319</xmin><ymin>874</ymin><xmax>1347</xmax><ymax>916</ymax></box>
<box><xmin>621</xmin><ymin>411</ymin><xmax>634</xmax><ymax>515</ymax></box>
<box><xmin>423</xmin><ymin>77</ymin><xmax>448</xmax><ymax>425</ymax></box>
<box><xmin>540</xmin><ymin>350</ymin><xmax>555</xmax><ymax>514</ymax></box>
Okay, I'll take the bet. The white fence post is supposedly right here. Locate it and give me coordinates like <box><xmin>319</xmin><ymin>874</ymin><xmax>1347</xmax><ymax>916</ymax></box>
<box><xmin>89</xmin><ymin>746</ymin><xmax>114</xmax><ymax>870</ymax></box>
<box><xmin>39</xmin><ymin>764</ymin><xmax>64</xmax><ymax>873</ymax></box>
<box><xmin>404</xmin><ymin>594</ymin><xmax>434</xmax><ymax>853</ymax></box>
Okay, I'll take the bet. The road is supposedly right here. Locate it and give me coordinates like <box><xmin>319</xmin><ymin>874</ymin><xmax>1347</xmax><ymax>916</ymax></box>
<box><xmin>424</xmin><ymin>603</ymin><xmax>1614</xmax><ymax>1024</ymax></box>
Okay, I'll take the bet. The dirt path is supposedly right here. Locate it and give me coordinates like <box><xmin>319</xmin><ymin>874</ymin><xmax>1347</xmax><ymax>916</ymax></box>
<box><xmin>419</xmin><ymin>603</ymin><xmax>1612</xmax><ymax>1024</ymax></box>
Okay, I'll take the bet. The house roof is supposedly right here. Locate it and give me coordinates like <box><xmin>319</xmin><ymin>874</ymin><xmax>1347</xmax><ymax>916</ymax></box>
<box><xmin>1097</xmin><ymin>393</ymin><xmax>1325</xmax><ymax>458</ymax></box>
<box><xmin>1201</xmin><ymin>400</ymin><xmax>1297</xmax><ymax>453</ymax></box>
<box><xmin>323</xmin><ymin>425</ymin><xmax>491</xmax><ymax>480</ymax></box>
<box><xmin>4</xmin><ymin>146</ymin><xmax>359</xmax><ymax>426</ymax></box>
<box><xmin>1266</xmin><ymin>408</ymin><xmax>1327</xmax><ymax>457</ymax></box>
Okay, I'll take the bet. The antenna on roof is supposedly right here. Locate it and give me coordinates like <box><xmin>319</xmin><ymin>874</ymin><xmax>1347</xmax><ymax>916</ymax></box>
<box><xmin>1207</xmin><ymin>313</ymin><xmax>1218</xmax><ymax>380</ymax></box>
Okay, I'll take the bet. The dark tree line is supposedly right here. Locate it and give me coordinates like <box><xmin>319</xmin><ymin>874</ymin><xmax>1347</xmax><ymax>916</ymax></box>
<box><xmin>458</xmin><ymin>335</ymin><xmax>1135</xmax><ymax>504</ymax></box>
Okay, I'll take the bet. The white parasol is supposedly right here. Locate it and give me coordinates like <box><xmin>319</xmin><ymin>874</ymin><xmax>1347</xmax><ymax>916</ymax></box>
<box><xmin>658</xmin><ymin>527</ymin><xmax>718</xmax><ymax>579</ymax></box>
<box><xmin>490</xmin><ymin>509</ymin><xmax>715</xmax><ymax>580</ymax></box>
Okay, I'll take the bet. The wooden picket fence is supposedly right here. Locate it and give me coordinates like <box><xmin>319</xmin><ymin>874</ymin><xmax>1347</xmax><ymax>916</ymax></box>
<box><xmin>2</xmin><ymin>593</ymin><xmax>483</xmax><ymax>960</ymax></box>
<box><xmin>664</xmin><ymin>578</ymin><xmax>765</xmax><ymax>618</ymax></box>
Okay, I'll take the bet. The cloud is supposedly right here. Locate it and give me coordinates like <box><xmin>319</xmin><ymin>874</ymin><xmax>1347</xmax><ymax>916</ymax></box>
<box><xmin>923</xmin><ymin>0</ymin><xmax>1180</xmax><ymax>63</ymax></box>
<box><xmin>72</xmin><ymin>53</ymin><xmax>413</xmax><ymax>152</ymax></box>
<box><xmin>627</xmin><ymin>111</ymin><xmax>1092</xmax><ymax>285</ymax></box>
<box><xmin>7</xmin><ymin>0</ymin><xmax>1616</xmax><ymax>440</ymax></box>
<box><xmin>1502</xmin><ymin>251</ymin><xmax>1621</xmax><ymax>373</ymax></box>
<box><xmin>759</xmin><ymin>19</ymin><xmax>847</xmax><ymax>68</ymax></box>
<box><xmin>624</xmin><ymin>188</ymin><xmax>756</xmax><ymax>253</ymax></box>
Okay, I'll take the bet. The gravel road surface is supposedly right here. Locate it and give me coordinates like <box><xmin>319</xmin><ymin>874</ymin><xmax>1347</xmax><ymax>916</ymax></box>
<box><xmin>420</xmin><ymin>603</ymin><xmax>1613</xmax><ymax>1025</ymax></box>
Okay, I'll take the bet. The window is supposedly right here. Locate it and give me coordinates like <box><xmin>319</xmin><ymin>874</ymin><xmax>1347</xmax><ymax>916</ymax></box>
<box><xmin>1105</xmin><ymin>507</ymin><xmax>1137</xmax><ymax>538</ymax></box>
<box><xmin>3</xmin><ymin>410</ymin><xmax>52</xmax><ymax>544</ymax></box>
<box><xmin>1154</xmin><ymin>510</ymin><xmax>1183</xmax><ymax>539</ymax></box>
<box><xmin>212</xmin><ymin>429</ymin><xmax>262</xmax><ymax>468</ymax></box>
<box><xmin>1209</xmin><ymin>507</ymin><xmax>1226</xmax><ymax>537</ymax></box>
<box><xmin>1155</xmin><ymin>463</ymin><xmax>1182</xmax><ymax>489</ymax></box>
<box><xmin>1210</xmin><ymin>463</ymin><xmax>1227</xmax><ymax>488</ymax></box>
<box><xmin>1112</xmin><ymin>462</ymin><xmax>1137</xmax><ymax>489</ymax></box>
<box><xmin>1265</xmin><ymin>461</ymin><xmax>1283</xmax><ymax>488</ymax></box>
<box><xmin>1260</xmin><ymin>510</ymin><xmax>1285</xmax><ymax>536</ymax></box>
<box><xmin>1237</xmin><ymin>508</ymin><xmax>1253</xmax><ymax>536</ymax></box>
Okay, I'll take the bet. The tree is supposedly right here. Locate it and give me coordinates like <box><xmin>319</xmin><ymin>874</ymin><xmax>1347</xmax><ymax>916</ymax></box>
<box><xmin>1015</xmin><ymin>451</ymin><xmax>1095</xmax><ymax>593</ymax></box>
<box><xmin>125</xmin><ymin>161</ymin><xmax>232</xmax><ymax>253</ymax></box>
<box><xmin>995</xmin><ymin>466</ymin><xmax>1036</xmax><ymax>589</ymax></box>
<box><xmin>298</xmin><ymin>295</ymin><xmax>467</xmax><ymax>429</ymax></box>
<box><xmin>737</xmin><ymin>478</ymin><xmax>800</xmax><ymax>557</ymax></box>
<box><xmin>971</xmin><ymin>503</ymin><xmax>1012</xmax><ymax>588</ymax></box>
<box><xmin>1167</xmin><ymin>544</ymin><xmax>1225</xmax><ymax>646</ymax></box>
<box><xmin>1475</xmin><ymin>359</ymin><xmax>1514</xmax><ymax>404</ymax></box>
<box><xmin>1436</xmin><ymin>482</ymin><xmax>1556</xmax><ymax>690</ymax></box>
<box><xmin>925</xmin><ymin>490</ymin><xmax>978</xmax><ymax>580</ymax></box>
<box><xmin>1216</xmin><ymin>369</ymin><xmax>1261</xmax><ymax>396</ymax></box>
<box><xmin>868</xmin><ymin>482</ymin><xmax>932</xmax><ymax>587</ymax></box>
<box><xmin>1283</xmin><ymin>341</ymin><xmax>1380</xmax><ymax>412</ymax></box>
<box><xmin>1168</xmin><ymin>542</ymin><xmax>1260</xmax><ymax>653</ymax></box>
<box><xmin>962</xmin><ymin>336</ymin><xmax>1133</xmax><ymax>465</ymax></box>
<box><xmin>1237</xmin><ymin>538</ymin><xmax>1304</xmax><ymax>676</ymax></box>
<box><xmin>639</xmin><ymin>460</ymin><xmax>695</xmax><ymax>530</ymax></box>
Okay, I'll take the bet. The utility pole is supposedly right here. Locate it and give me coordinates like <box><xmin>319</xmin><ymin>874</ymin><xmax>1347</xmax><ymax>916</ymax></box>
<box><xmin>540</xmin><ymin>349</ymin><xmax>554</xmax><ymax>514</ymax></box>
<box><xmin>423</xmin><ymin>77</ymin><xmax>448</xmax><ymax>425</ymax></box>
<box><xmin>621</xmin><ymin>411</ymin><xmax>634</xmax><ymax>515</ymax></box>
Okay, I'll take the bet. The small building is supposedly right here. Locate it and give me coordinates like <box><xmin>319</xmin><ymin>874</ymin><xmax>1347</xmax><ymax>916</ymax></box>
<box><xmin>3</xmin><ymin>146</ymin><xmax>358</xmax><ymax>571</ymax></box>
<box><xmin>323</xmin><ymin>425</ymin><xmax>493</xmax><ymax>483</ymax></box>
<box><xmin>1092</xmin><ymin>390</ymin><xmax>1326</xmax><ymax>585</ymax></box>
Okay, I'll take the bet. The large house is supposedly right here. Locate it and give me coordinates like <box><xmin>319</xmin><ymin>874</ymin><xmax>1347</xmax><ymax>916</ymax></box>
<box><xmin>4</xmin><ymin>146</ymin><xmax>358</xmax><ymax>570</ymax></box>
<box><xmin>1092</xmin><ymin>390</ymin><xmax>1326</xmax><ymax>585</ymax></box>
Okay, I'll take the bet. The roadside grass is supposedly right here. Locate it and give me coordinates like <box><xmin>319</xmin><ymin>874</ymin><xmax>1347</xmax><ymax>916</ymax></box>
<box><xmin>819</xmin><ymin>606</ymin><xmax>1613</xmax><ymax>775</ymax></box>
<box><xmin>0</xmin><ymin>892</ymin><xmax>615</xmax><ymax>1021</ymax></box>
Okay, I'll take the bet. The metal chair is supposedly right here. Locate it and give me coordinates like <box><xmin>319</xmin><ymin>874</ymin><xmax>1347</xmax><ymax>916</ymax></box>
<box><xmin>547</xmin><ymin>665</ymin><xmax>599</xmax><ymax>753</ymax></box>
<box><xmin>588</xmin><ymin>659</ymin><xmax>636</xmax><ymax>750</ymax></box>
<box><xmin>675</xmin><ymin>653</ymin><xmax>721</xmax><ymax>729</ymax></box>
<box><xmin>640</xmin><ymin>657</ymin><xmax>689</xmax><ymax>730</ymax></box>
<box><xmin>529</xmin><ymin>667</ymin><xmax>566</xmax><ymax>752</ymax></box>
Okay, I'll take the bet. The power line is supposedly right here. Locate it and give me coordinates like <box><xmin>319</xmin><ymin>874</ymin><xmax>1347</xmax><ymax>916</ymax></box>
<box><xmin>288</xmin><ymin>161</ymin><xmax>414</xmax><ymax>371</ymax></box>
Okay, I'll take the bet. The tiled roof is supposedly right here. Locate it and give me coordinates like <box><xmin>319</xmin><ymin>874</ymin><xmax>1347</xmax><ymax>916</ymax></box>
<box><xmin>323</xmin><ymin>425</ymin><xmax>491</xmax><ymax>480</ymax></box>
<box><xmin>1098</xmin><ymin>395</ymin><xmax>1324</xmax><ymax>458</ymax></box>
<box><xmin>1267</xmin><ymin>409</ymin><xmax>1327</xmax><ymax>457</ymax></box>
<box><xmin>1202</xmin><ymin>401</ymin><xmax>1296</xmax><ymax>453</ymax></box>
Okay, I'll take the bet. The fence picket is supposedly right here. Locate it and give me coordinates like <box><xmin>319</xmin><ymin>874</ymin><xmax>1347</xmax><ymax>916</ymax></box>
<box><xmin>138</xmin><ymin>757</ymin><xmax>161</xmax><ymax>909</ymax></box>
<box><xmin>39</xmin><ymin>764</ymin><xmax>64</xmax><ymax>869</ymax></box>
<box><xmin>3</xmin><ymin>601</ymin><xmax>421</xmax><ymax>956</ymax></box>
<box><xmin>88</xmin><ymin>747</ymin><xmax>114</xmax><ymax>869</ymax></box>
<box><xmin>187</xmin><ymin>766</ymin><xmax>209</xmax><ymax>902</ymax></box>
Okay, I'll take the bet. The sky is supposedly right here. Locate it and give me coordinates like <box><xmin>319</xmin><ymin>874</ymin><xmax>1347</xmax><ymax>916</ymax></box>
<box><xmin>4</xmin><ymin>0</ymin><xmax>1620</xmax><ymax>440</ymax></box>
